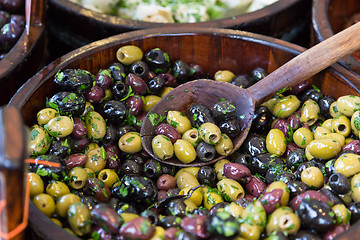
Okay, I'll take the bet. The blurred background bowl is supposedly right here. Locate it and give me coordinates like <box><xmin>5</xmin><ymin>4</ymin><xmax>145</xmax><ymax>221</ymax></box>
<box><xmin>9</xmin><ymin>27</ymin><xmax>360</xmax><ymax>239</ymax></box>
<box><xmin>46</xmin><ymin>0</ymin><xmax>311</xmax><ymax>61</ymax></box>
<box><xmin>312</xmin><ymin>0</ymin><xmax>360</xmax><ymax>75</ymax></box>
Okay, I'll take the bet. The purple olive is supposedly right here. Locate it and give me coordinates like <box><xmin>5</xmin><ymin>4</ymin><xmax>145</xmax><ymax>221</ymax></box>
<box><xmin>156</xmin><ymin>123</ymin><xmax>181</xmax><ymax>144</ymax></box>
<box><xmin>289</xmin><ymin>80</ymin><xmax>309</xmax><ymax>94</ymax></box>
<box><xmin>287</xmin><ymin>113</ymin><xmax>301</xmax><ymax>130</ymax></box>
<box><xmin>112</xmin><ymin>81</ymin><xmax>129</xmax><ymax>100</ymax></box>
<box><xmin>130</xmin><ymin>61</ymin><xmax>149</xmax><ymax>79</ymax></box>
<box><xmin>290</xmin><ymin>190</ymin><xmax>330</xmax><ymax>210</ymax></box>
<box><xmin>125</xmin><ymin>73</ymin><xmax>147</xmax><ymax>95</ymax></box>
<box><xmin>0</xmin><ymin>11</ymin><xmax>10</xmax><ymax>29</ymax></box>
<box><xmin>272</xmin><ymin>118</ymin><xmax>289</xmax><ymax>138</ymax></box>
<box><xmin>260</xmin><ymin>189</ymin><xmax>283</xmax><ymax>214</ymax></box>
<box><xmin>0</xmin><ymin>22</ymin><xmax>22</xmax><ymax>52</ymax></box>
<box><xmin>0</xmin><ymin>0</ymin><xmax>25</xmax><ymax>13</ymax></box>
<box><xmin>245</xmin><ymin>176</ymin><xmax>266</xmax><ymax>197</ymax></box>
<box><xmin>125</xmin><ymin>94</ymin><xmax>144</xmax><ymax>116</ymax></box>
<box><xmin>287</xmin><ymin>180</ymin><xmax>309</xmax><ymax>199</ymax></box>
<box><xmin>189</xmin><ymin>63</ymin><xmax>206</xmax><ymax>80</ymax></box>
<box><xmin>10</xmin><ymin>14</ymin><xmax>25</xmax><ymax>28</ymax></box>
<box><xmin>147</xmin><ymin>75</ymin><xmax>165</xmax><ymax>95</ymax></box>
<box><xmin>323</xmin><ymin>224</ymin><xmax>350</xmax><ymax>240</ymax></box>
<box><xmin>85</xmin><ymin>178</ymin><xmax>111</xmax><ymax>203</ymax></box>
<box><xmin>180</xmin><ymin>215</ymin><xmax>209</xmax><ymax>239</ymax></box>
<box><xmin>158</xmin><ymin>73</ymin><xmax>178</xmax><ymax>87</ymax></box>
<box><xmin>72</xmin><ymin>118</ymin><xmax>87</xmax><ymax>139</ymax></box>
<box><xmin>223</xmin><ymin>162</ymin><xmax>251</xmax><ymax>181</ymax></box>
<box><xmin>284</xmin><ymin>142</ymin><xmax>300</xmax><ymax>159</ymax></box>
<box><xmin>90</xmin><ymin>226</ymin><xmax>112</xmax><ymax>240</ymax></box>
<box><xmin>65</xmin><ymin>153</ymin><xmax>87</xmax><ymax>169</ymax></box>
<box><xmin>118</xmin><ymin>217</ymin><xmax>155</xmax><ymax>240</ymax></box>
<box><xmin>157</xmin><ymin>174</ymin><xmax>176</xmax><ymax>190</ymax></box>
<box><xmin>95</xmin><ymin>69</ymin><xmax>113</xmax><ymax>89</ymax></box>
<box><xmin>105</xmin><ymin>150</ymin><xmax>120</xmax><ymax>170</ymax></box>
<box><xmin>164</xmin><ymin>227</ymin><xmax>181</xmax><ymax>240</ymax></box>
<box><xmin>91</xmin><ymin>204</ymin><xmax>123</xmax><ymax>234</ymax></box>
<box><xmin>318</xmin><ymin>188</ymin><xmax>344</xmax><ymax>206</ymax></box>
<box><xmin>342</xmin><ymin>140</ymin><xmax>360</xmax><ymax>154</ymax></box>
<box><xmin>72</xmin><ymin>137</ymin><xmax>90</xmax><ymax>151</ymax></box>
<box><xmin>86</xmin><ymin>86</ymin><xmax>105</xmax><ymax>103</ymax></box>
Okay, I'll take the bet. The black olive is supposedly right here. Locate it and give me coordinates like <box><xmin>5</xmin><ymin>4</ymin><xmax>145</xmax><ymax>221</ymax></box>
<box><xmin>130</xmin><ymin>61</ymin><xmax>149</xmax><ymax>79</ymax></box>
<box><xmin>319</xmin><ymin>95</ymin><xmax>335</xmax><ymax>119</ymax></box>
<box><xmin>115</xmin><ymin>202</ymin><xmax>138</xmax><ymax>215</ymax></box>
<box><xmin>197</xmin><ymin>166</ymin><xmax>217</xmax><ymax>188</ymax></box>
<box><xmin>111</xmin><ymin>81</ymin><xmax>129</xmax><ymax>100</ymax></box>
<box><xmin>165</xmin><ymin>199</ymin><xmax>187</xmax><ymax>217</ymax></box>
<box><xmin>0</xmin><ymin>11</ymin><xmax>10</xmax><ymax>29</ymax></box>
<box><xmin>250</xmin><ymin>67</ymin><xmax>268</xmax><ymax>84</ymax></box>
<box><xmin>96</xmin><ymin>100</ymin><xmax>128</xmax><ymax>126</ymax></box>
<box><xmin>267</xmin><ymin>231</ymin><xmax>288</xmax><ymax>240</ymax></box>
<box><xmin>241</xmin><ymin>134</ymin><xmax>267</xmax><ymax>156</ymax></box>
<box><xmin>109</xmin><ymin>62</ymin><xmax>126</xmax><ymax>82</ymax></box>
<box><xmin>328</xmin><ymin>173</ymin><xmax>350</xmax><ymax>194</ymax></box>
<box><xmin>189</xmin><ymin>104</ymin><xmax>215</xmax><ymax>128</ymax></box>
<box><xmin>265</xmin><ymin>164</ymin><xmax>285</xmax><ymax>184</ymax></box>
<box><xmin>48</xmin><ymin>137</ymin><xmax>72</xmax><ymax>158</ymax></box>
<box><xmin>108</xmin><ymin>198</ymin><xmax>120</xmax><ymax>211</ymax></box>
<box><xmin>161</xmin><ymin>163</ymin><xmax>176</xmax><ymax>176</ymax></box>
<box><xmin>209</xmin><ymin>202</ymin><xmax>229</xmax><ymax>215</ymax></box>
<box><xmin>277</xmin><ymin>172</ymin><xmax>296</xmax><ymax>184</ymax></box>
<box><xmin>117</xmin><ymin>124</ymin><xmax>136</xmax><ymax>138</ymax></box>
<box><xmin>324</xmin><ymin>159</ymin><xmax>336</xmax><ymax>177</ymax></box>
<box><xmin>0</xmin><ymin>22</ymin><xmax>22</xmax><ymax>52</ymax></box>
<box><xmin>219</xmin><ymin>119</ymin><xmax>241</xmax><ymax>139</ymax></box>
<box><xmin>206</xmin><ymin>211</ymin><xmax>239</xmax><ymax>239</ymax></box>
<box><xmin>128</xmin><ymin>152</ymin><xmax>148</xmax><ymax>165</ymax></box>
<box><xmin>300</xmin><ymin>88</ymin><xmax>323</xmax><ymax>103</ymax></box>
<box><xmin>140</xmin><ymin>209</ymin><xmax>159</xmax><ymax>225</ymax></box>
<box><xmin>292</xmin><ymin>230</ymin><xmax>322</xmax><ymax>240</ymax></box>
<box><xmin>286</xmin><ymin>149</ymin><xmax>306</xmax><ymax>172</ymax></box>
<box><xmin>143</xmin><ymin>159</ymin><xmax>163</xmax><ymax>180</ymax></box>
<box><xmin>318</xmin><ymin>188</ymin><xmax>344</xmax><ymax>206</ymax></box>
<box><xmin>175</xmin><ymin>231</ymin><xmax>198</xmax><ymax>240</ymax></box>
<box><xmin>47</xmin><ymin>91</ymin><xmax>86</xmax><ymax>117</ymax></box>
<box><xmin>287</xmin><ymin>181</ymin><xmax>309</xmax><ymax>199</ymax></box>
<box><xmin>189</xmin><ymin>63</ymin><xmax>207</xmax><ymax>80</ymax></box>
<box><xmin>250</xmin><ymin>106</ymin><xmax>273</xmax><ymax>134</ymax></box>
<box><xmin>81</xmin><ymin>196</ymin><xmax>98</xmax><ymax>211</ymax></box>
<box><xmin>53</xmin><ymin>69</ymin><xmax>94</xmax><ymax>93</ymax></box>
<box><xmin>159</xmin><ymin>215</ymin><xmax>182</xmax><ymax>228</ymax></box>
<box><xmin>145</xmin><ymin>48</ymin><xmax>171</xmax><ymax>73</ymax></box>
<box><xmin>118</xmin><ymin>159</ymin><xmax>142</xmax><ymax>177</ymax></box>
<box><xmin>147</xmin><ymin>75</ymin><xmax>165</xmax><ymax>95</ymax></box>
<box><xmin>192</xmin><ymin>207</ymin><xmax>209</xmax><ymax>216</ymax></box>
<box><xmin>102</xmin><ymin>125</ymin><xmax>118</xmax><ymax>146</ymax></box>
<box><xmin>112</xmin><ymin>174</ymin><xmax>157</xmax><ymax>207</ymax></box>
<box><xmin>295</xmin><ymin>161</ymin><xmax>316</xmax><ymax>180</ymax></box>
<box><xmin>231</xmin><ymin>74</ymin><xmax>251</xmax><ymax>88</ymax></box>
<box><xmin>212</xmin><ymin>100</ymin><xmax>237</xmax><ymax>122</ymax></box>
<box><xmin>29</xmin><ymin>155</ymin><xmax>66</xmax><ymax>183</ymax></box>
<box><xmin>348</xmin><ymin>202</ymin><xmax>360</xmax><ymax>224</ymax></box>
<box><xmin>309</xmin><ymin>158</ymin><xmax>326</xmax><ymax>174</ymax></box>
<box><xmin>172</xmin><ymin>60</ymin><xmax>190</xmax><ymax>84</ymax></box>
<box><xmin>196</xmin><ymin>141</ymin><xmax>216</xmax><ymax>162</ymax></box>
<box><xmin>250</xmin><ymin>153</ymin><xmax>284</xmax><ymax>176</ymax></box>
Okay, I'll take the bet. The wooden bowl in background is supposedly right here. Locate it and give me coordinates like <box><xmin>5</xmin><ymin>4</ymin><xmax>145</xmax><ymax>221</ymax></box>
<box><xmin>312</xmin><ymin>0</ymin><xmax>360</xmax><ymax>75</ymax></box>
<box><xmin>46</xmin><ymin>0</ymin><xmax>311</xmax><ymax>61</ymax></box>
<box><xmin>9</xmin><ymin>27</ymin><xmax>360</xmax><ymax>239</ymax></box>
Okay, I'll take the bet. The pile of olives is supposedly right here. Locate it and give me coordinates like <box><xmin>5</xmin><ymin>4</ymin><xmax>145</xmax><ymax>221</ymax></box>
<box><xmin>27</xmin><ymin>44</ymin><xmax>360</xmax><ymax>240</ymax></box>
<box><xmin>0</xmin><ymin>0</ymin><xmax>25</xmax><ymax>59</ymax></box>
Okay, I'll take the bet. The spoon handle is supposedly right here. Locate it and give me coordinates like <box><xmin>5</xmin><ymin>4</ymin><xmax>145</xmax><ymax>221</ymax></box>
<box><xmin>249</xmin><ymin>21</ymin><xmax>360</xmax><ymax>105</ymax></box>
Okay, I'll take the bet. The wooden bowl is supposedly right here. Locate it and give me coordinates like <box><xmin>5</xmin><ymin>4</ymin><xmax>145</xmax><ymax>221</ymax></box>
<box><xmin>46</xmin><ymin>0</ymin><xmax>311</xmax><ymax>60</ymax></box>
<box><xmin>9</xmin><ymin>27</ymin><xmax>360</xmax><ymax>239</ymax></box>
<box><xmin>312</xmin><ymin>0</ymin><xmax>360</xmax><ymax>75</ymax></box>
<box><xmin>0</xmin><ymin>0</ymin><xmax>46</xmax><ymax>105</ymax></box>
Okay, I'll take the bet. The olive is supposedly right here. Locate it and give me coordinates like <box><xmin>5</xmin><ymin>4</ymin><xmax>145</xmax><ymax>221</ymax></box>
<box><xmin>117</xmin><ymin>124</ymin><xmax>136</xmax><ymax>138</ymax></box>
<box><xmin>206</xmin><ymin>211</ymin><xmax>239</xmax><ymax>238</ymax></box>
<box><xmin>157</xmin><ymin>174</ymin><xmax>176</xmax><ymax>190</ymax></box>
<box><xmin>0</xmin><ymin>22</ymin><xmax>22</xmax><ymax>51</ymax></box>
<box><xmin>72</xmin><ymin>138</ymin><xmax>90</xmax><ymax>152</ymax></box>
<box><xmin>141</xmin><ymin>209</ymin><xmax>159</xmax><ymax>225</ymax></box>
<box><xmin>296</xmin><ymin>198</ymin><xmax>336</xmax><ymax>232</ymax></box>
<box><xmin>328</xmin><ymin>173</ymin><xmax>350</xmax><ymax>194</ymax></box>
<box><xmin>287</xmin><ymin>180</ymin><xmax>309</xmax><ymax>199</ymax></box>
<box><xmin>118</xmin><ymin>217</ymin><xmax>155</xmax><ymax>240</ymax></box>
<box><xmin>175</xmin><ymin>231</ymin><xmax>198</xmax><ymax>240</ymax></box>
<box><xmin>295</xmin><ymin>161</ymin><xmax>315</xmax><ymax>180</ymax></box>
<box><xmin>101</xmin><ymin>125</ymin><xmax>118</xmax><ymax>146</ymax></box>
<box><xmin>143</xmin><ymin>158</ymin><xmax>163</xmax><ymax>180</ymax></box>
<box><xmin>219</xmin><ymin>119</ymin><xmax>241</xmax><ymax>139</ymax></box>
<box><xmin>125</xmin><ymin>94</ymin><xmax>144</xmax><ymax>116</ymax></box>
<box><xmin>189</xmin><ymin>63</ymin><xmax>207</xmax><ymax>80</ymax></box>
<box><xmin>250</xmin><ymin>153</ymin><xmax>284</xmax><ymax>176</ymax></box>
<box><xmin>265</xmin><ymin>164</ymin><xmax>285</xmax><ymax>184</ymax></box>
<box><xmin>231</xmin><ymin>74</ymin><xmax>251</xmax><ymax>88</ymax></box>
<box><xmin>250</xmin><ymin>67</ymin><xmax>268</xmax><ymax>83</ymax></box>
<box><xmin>260</xmin><ymin>189</ymin><xmax>283</xmax><ymax>214</ymax></box>
<box><xmin>241</xmin><ymin>134</ymin><xmax>267</xmax><ymax>156</ymax></box>
<box><xmin>125</xmin><ymin>73</ymin><xmax>147</xmax><ymax>95</ymax></box>
<box><xmin>47</xmin><ymin>91</ymin><xmax>86</xmax><ymax>117</ymax></box>
<box><xmin>96</xmin><ymin>100</ymin><xmax>127</xmax><ymax>125</ymax></box>
<box><xmin>165</xmin><ymin>199</ymin><xmax>187</xmax><ymax>217</ymax></box>
<box><xmin>109</xmin><ymin>62</ymin><xmax>126</xmax><ymax>82</ymax></box>
<box><xmin>71</xmin><ymin>118</ymin><xmax>87</xmax><ymax>139</ymax></box>
<box><xmin>115</xmin><ymin>202</ymin><xmax>138</xmax><ymax>215</ymax></box>
<box><xmin>286</xmin><ymin>148</ymin><xmax>306</xmax><ymax>172</ymax></box>
<box><xmin>94</xmin><ymin>69</ymin><xmax>113</xmax><ymax>89</ymax></box>
<box><xmin>160</xmin><ymin>215</ymin><xmax>182</xmax><ymax>228</ymax></box>
<box><xmin>30</xmin><ymin>155</ymin><xmax>66</xmax><ymax>182</ymax></box>
<box><xmin>181</xmin><ymin>215</ymin><xmax>208</xmax><ymax>239</ymax></box>
<box><xmin>84</xmin><ymin>178</ymin><xmax>110</xmax><ymax>203</ymax></box>
<box><xmin>130</xmin><ymin>60</ymin><xmax>149</xmax><ymax>79</ymax></box>
<box><xmin>28</xmin><ymin>173</ymin><xmax>44</xmax><ymax>198</ymax></box>
<box><xmin>319</xmin><ymin>95</ymin><xmax>335</xmax><ymax>119</ymax></box>
<box><xmin>48</xmin><ymin>137</ymin><xmax>72</xmax><ymax>158</ymax></box>
<box><xmin>197</xmin><ymin>166</ymin><xmax>217</xmax><ymax>188</ymax></box>
<box><xmin>112</xmin><ymin>174</ymin><xmax>157</xmax><ymax>207</ymax></box>
<box><xmin>319</xmin><ymin>188</ymin><xmax>344</xmax><ymax>206</ymax></box>
<box><xmin>324</xmin><ymin>159</ymin><xmax>336</xmax><ymax>177</ymax></box>
<box><xmin>145</xmin><ymin>48</ymin><xmax>171</xmax><ymax>73</ymax></box>
<box><xmin>161</xmin><ymin>163</ymin><xmax>176</xmax><ymax>176</ymax></box>
<box><xmin>196</xmin><ymin>141</ymin><xmax>216</xmax><ymax>162</ymax></box>
<box><xmin>348</xmin><ymin>202</ymin><xmax>360</xmax><ymax>224</ymax></box>
<box><xmin>156</xmin><ymin>123</ymin><xmax>181</xmax><ymax>144</ymax></box>
<box><xmin>158</xmin><ymin>73</ymin><xmax>178</xmax><ymax>87</ymax></box>
<box><xmin>250</xmin><ymin>106</ymin><xmax>273</xmax><ymax>134</ymax></box>
<box><xmin>118</xmin><ymin>159</ymin><xmax>142</xmax><ymax>177</ymax></box>
<box><xmin>172</xmin><ymin>60</ymin><xmax>190</xmax><ymax>83</ymax></box>
<box><xmin>231</xmin><ymin>152</ymin><xmax>252</xmax><ymax>169</ymax></box>
<box><xmin>292</xmin><ymin>230</ymin><xmax>322</xmax><ymax>240</ymax></box>
<box><xmin>65</xmin><ymin>153</ymin><xmax>87</xmax><ymax>169</ymax></box>
<box><xmin>301</xmin><ymin>88</ymin><xmax>323</xmax><ymax>103</ymax></box>
<box><xmin>223</xmin><ymin>162</ymin><xmax>251</xmax><ymax>182</ymax></box>
<box><xmin>148</xmin><ymin>75</ymin><xmax>166</xmax><ymax>95</ymax></box>
<box><xmin>54</xmin><ymin>69</ymin><xmax>93</xmax><ymax>93</ymax></box>
<box><xmin>32</xmin><ymin>193</ymin><xmax>56</xmax><ymax>217</ymax></box>
<box><xmin>90</xmin><ymin>226</ymin><xmax>112</xmax><ymax>240</ymax></box>
<box><xmin>116</xmin><ymin>45</ymin><xmax>143</xmax><ymax>65</ymax></box>
<box><xmin>111</xmin><ymin>81</ymin><xmax>129</xmax><ymax>100</ymax></box>
<box><xmin>128</xmin><ymin>152</ymin><xmax>148</xmax><ymax>165</ymax></box>
<box><xmin>287</xmin><ymin>112</ymin><xmax>301</xmax><ymax>130</ymax></box>
<box><xmin>245</xmin><ymin>176</ymin><xmax>267</xmax><ymax>197</ymax></box>
<box><xmin>211</xmin><ymin>100</ymin><xmax>237</xmax><ymax>122</ymax></box>
<box><xmin>277</xmin><ymin>172</ymin><xmax>296</xmax><ymax>184</ymax></box>
<box><xmin>67</xmin><ymin>202</ymin><xmax>92</xmax><ymax>236</ymax></box>
<box><xmin>91</xmin><ymin>204</ymin><xmax>123</xmax><ymax>234</ymax></box>
<box><xmin>188</xmin><ymin>104</ymin><xmax>215</xmax><ymax>129</ymax></box>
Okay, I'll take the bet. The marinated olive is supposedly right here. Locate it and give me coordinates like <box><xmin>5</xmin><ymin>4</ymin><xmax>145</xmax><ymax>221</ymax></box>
<box><xmin>47</xmin><ymin>91</ymin><xmax>86</xmax><ymax>117</ymax></box>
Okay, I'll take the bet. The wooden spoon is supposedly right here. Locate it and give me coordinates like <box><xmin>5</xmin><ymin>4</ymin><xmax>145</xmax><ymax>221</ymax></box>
<box><xmin>140</xmin><ymin>21</ymin><xmax>360</xmax><ymax>167</ymax></box>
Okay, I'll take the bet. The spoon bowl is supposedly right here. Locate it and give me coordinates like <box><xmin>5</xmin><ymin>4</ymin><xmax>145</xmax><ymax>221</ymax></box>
<box><xmin>141</xmin><ymin>21</ymin><xmax>360</xmax><ymax>167</ymax></box>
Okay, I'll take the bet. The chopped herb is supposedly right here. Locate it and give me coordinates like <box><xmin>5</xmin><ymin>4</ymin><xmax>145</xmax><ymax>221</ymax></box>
<box><xmin>148</xmin><ymin>113</ymin><xmax>166</xmax><ymax>126</ymax></box>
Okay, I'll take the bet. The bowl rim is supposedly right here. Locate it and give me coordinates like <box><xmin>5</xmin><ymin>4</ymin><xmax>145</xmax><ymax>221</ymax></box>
<box><xmin>52</xmin><ymin>0</ymin><xmax>301</xmax><ymax>28</ymax></box>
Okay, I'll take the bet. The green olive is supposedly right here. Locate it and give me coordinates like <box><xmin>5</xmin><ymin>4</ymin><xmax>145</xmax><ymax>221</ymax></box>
<box><xmin>56</xmin><ymin>193</ymin><xmax>81</xmax><ymax>217</ymax></box>
<box><xmin>241</xmin><ymin>201</ymin><xmax>266</xmax><ymax>231</ymax></box>
<box><xmin>50</xmin><ymin>218</ymin><xmax>63</xmax><ymax>228</ymax></box>
<box><xmin>174</xmin><ymin>139</ymin><xmax>196</xmax><ymax>163</ymax></box>
<box><xmin>85</xmin><ymin>111</ymin><xmax>106</xmax><ymax>141</ymax></box>
<box><xmin>28</xmin><ymin>172</ymin><xmax>44</xmax><ymax>199</ymax></box>
<box><xmin>217</xmin><ymin>178</ymin><xmax>245</xmax><ymax>201</ymax></box>
<box><xmin>300</xmin><ymin>166</ymin><xmax>324</xmax><ymax>189</ymax></box>
<box><xmin>160</xmin><ymin>87</ymin><xmax>174</xmax><ymax>98</ymax></box>
<box><xmin>174</xmin><ymin>167</ymin><xmax>200</xmax><ymax>179</ymax></box>
<box><xmin>214</xmin><ymin>159</ymin><xmax>230</xmax><ymax>180</ymax></box>
<box><xmin>215</xmin><ymin>133</ymin><xmax>233</xmax><ymax>156</ymax></box>
<box><xmin>331</xmin><ymin>115</ymin><xmax>351</xmax><ymax>137</ymax></box>
<box><xmin>199</xmin><ymin>122</ymin><xmax>221</xmax><ymax>145</ymax></box>
<box><xmin>266</xmin><ymin>181</ymin><xmax>290</xmax><ymax>206</ymax></box>
<box><xmin>85</xmin><ymin>146</ymin><xmax>107</xmax><ymax>173</ymax></box>
<box><xmin>322</xmin><ymin>119</ymin><xmax>333</xmax><ymax>130</ymax></box>
<box><xmin>67</xmin><ymin>202</ymin><xmax>91</xmax><ymax>236</ymax></box>
<box><xmin>143</xmin><ymin>95</ymin><xmax>162</xmax><ymax>113</ymax></box>
<box><xmin>33</xmin><ymin>193</ymin><xmax>56</xmax><ymax>217</ymax></box>
<box><xmin>151</xmin><ymin>226</ymin><xmax>166</xmax><ymax>240</ymax></box>
<box><xmin>351</xmin><ymin>173</ymin><xmax>360</xmax><ymax>202</ymax></box>
<box><xmin>84</xmin><ymin>142</ymin><xmax>99</xmax><ymax>154</ymax></box>
<box><xmin>214</xmin><ymin>70</ymin><xmax>235</xmax><ymax>82</ymax></box>
<box><xmin>293</xmin><ymin>127</ymin><xmax>313</xmax><ymax>148</ymax></box>
<box><xmin>116</xmin><ymin>45</ymin><xmax>143</xmax><ymax>65</ymax></box>
<box><xmin>224</xmin><ymin>202</ymin><xmax>244</xmax><ymax>218</ymax></box>
<box><xmin>152</xmin><ymin>134</ymin><xmax>174</xmax><ymax>160</ymax></box>
<box><xmin>316</xmin><ymin>132</ymin><xmax>345</xmax><ymax>147</ymax></box>
<box><xmin>266</xmin><ymin>207</ymin><xmax>300</xmax><ymax>235</ymax></box>
<box><xmin>306</xmin><ymin>139</ymin><xmax>341</xmax><ymax>160</ymax></box>
<box><xmin>335</xmin><ymin>153</ymin><xmax>360</xmax><ymax>177</ymax></box>
<box><xmin>332</xmin><ymin>204</ymin><xmax>351</xmax><ymax>224</ymax></box>
<box><xmin>337</xmin><ymin>95</ymin><xmax>360</xmax><ymax>117</ymax></box>
<box><xmin>98</xmin><ymin>169</ymin><xmax>120</xmax><ymax>188</ymax></box>
<box><xmin>182</xmin><ymin>129</ymin><xmax>201</xmax><ymax>147</ymax></box>
<box><xmin>305</xmin><ymin>146</ymin><xmax>314</xmax><ymax>161</ymax></box>
<box><xmin>262</xmin><ymin>97</ymin><xmax>280</xmax><ymax>114</ymax></box>
<box><xmin>330</xmin><ymin>101</ymin><xmax>341</xmax><ymax>118</ymax></box>
<box><xmin>81</xmin><ymin>101</ymin><xmax>94</xmax><ymax>118</ymax></box>
<box><xmin>300</xmin><ymin>99</ymin><xmax>320</xmax><ymax>126</ymax></box>
<box><xmin>118</xmin><ymin>132</ymin><xmax>142</xmax><ymax>153</ymax></box>
<box><xmin>37</xmin><ymin>108</ymin><xmax>58</xmax><ymax>125</ymax></box>
<box><xmin>351</xmin><ymin>111</ymin><xmax>360</xmax><ymax>136</ymax></box>
<box><xmin>45</xmin><ymin>116</ymin><xmax>74</xmax><ymax>138</ymax></box>
<box><xmin>272</xmin><ymin>95</ymin><xmax>301</xmax><ymax>118</ymax></box>
<box><xmin>266</xmin><ymin>128</ymin><xmax>286</xmax><ymax>156</ymax></box>
<box><xmin>179</xmin><ymin>187</ymin><xmax>203</xmax><ymax>206</ymax></box>
<box><xmin>68</xmin><ymin>167</ymin><xmax>88</xmax><ymax>189</ymax></box>
<box><xmin>28</xmin><ymin>125</ymin><xmax>52</xmax><ymax>156</ymax></box>
<box><xmin>314</xmin><ymin>126</ymin><xmax>332</xmax><ymax>139</ymax></box>
<box><xmin>203</xmin><ymin>187</ymin><xmax>224</xmax><ymax>210</ymax></box>
<box><xmin>167</xmin><ymin>110</ymin><xmax>192</xmax><ymax>135</ymax></box>
<box><xmin>239</xmin><ymin>223</ymin><xmax>261</xmax><ymax>240</ymax></box>
<box><xmin>103</xmin><ymin>88</ymin><xmax>112</xmax><ymax>101</ymax></box>
<box><xmin>46</xmin><ymin>180</ymin><xmax>70</xmax><ymax>201</ymax></box>
<box><xmin>176</xmin><ymin>170</ymin><xmax>200</xmax><ymax>189</ymax></box>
